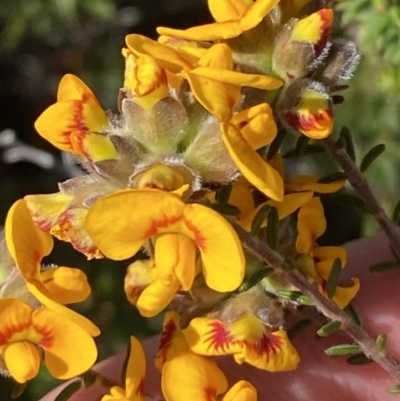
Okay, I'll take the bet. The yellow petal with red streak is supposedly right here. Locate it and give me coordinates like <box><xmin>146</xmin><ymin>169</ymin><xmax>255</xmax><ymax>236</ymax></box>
<box><xmin>125</xmin><ymin>336</ymin><xmax>146</xmax><ymax>401</ymax></box>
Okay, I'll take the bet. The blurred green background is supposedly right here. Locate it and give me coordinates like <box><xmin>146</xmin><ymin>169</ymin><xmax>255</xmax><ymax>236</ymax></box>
<box><xmin>0</xmin><ymin>0</ymin><xmax>399</xmax><ymax>399</ymax></box>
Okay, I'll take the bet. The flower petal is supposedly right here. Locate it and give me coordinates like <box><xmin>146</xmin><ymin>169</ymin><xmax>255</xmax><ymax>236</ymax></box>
<box><xmin>285</xmin><ymin>175</ymin><xmax>345</xmax><ymax>194</ymax></box>
<box><xmin>32</xmin><ymin>308</ymin><xmax>98</xmax><ymax>379</ymax></box>
<box><xmin>332</xmin><ymin>278</ymin><xmax>360</xmax><ymax>309</ymax></box>
<box><xmin>239</xmin><ymin>0</ymin><xmax>280</xmax><ymax>31</ymax></box>
<box><xmin>125</xmin><ymin>336</ymin><xmax>146</xmax><ymax>400</ymax></box>
<box><xmin>208</xmin><ymin>0</ymin><xmax>248</xmax><ymax>21</ymax></box>
<box><xmin>26</xmin><ymin>282</ymin><xmax>100</xmax><ymax>337</ymax></box>
<box><xmin>162</xmin><ymin>352</ymin><xmax>228</xmax><ymax>401</ymax></box>
<box><xmin>223</xmin><ymin>381</ymin><xmax>257</xmax><ymax>401</ymax></box>
<box><xmin>222</xmin><ymin>123</ymin><xmax>284</xmax><ymax>201</ymax></box>
<box><xmin>296</xmin><ymin>197</ymin><xmax>326</xmax><ymax>254</ymax></box>
<box><xmin>5</xmin><ymin>199</ymin><xmax>53</xmax><ymax>280</ymax></box>
<box><xmin>39</xmin><ymin>267</ymin><xmax>91</xmax><ymax>304</ymax></box>
<box><xmin>124</xmin><ymin>260</ymin><xmax>152</xmax><ymax>305</ymax></box>
<box><xmin>2</xmin><ymin>341</ymin><xmax>40</xmax><ymax>383</ymax></box>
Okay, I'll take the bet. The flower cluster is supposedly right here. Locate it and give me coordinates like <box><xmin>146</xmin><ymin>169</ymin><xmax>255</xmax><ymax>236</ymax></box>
<box><xmin>1</xmin><ymin>0</ymin><xmax>362</xmax><ymax>399</ymax></box>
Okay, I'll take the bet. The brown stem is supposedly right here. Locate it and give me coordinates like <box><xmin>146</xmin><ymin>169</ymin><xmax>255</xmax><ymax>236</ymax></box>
<box><xmin>232</xmin><ymin>221</ymin><xmax>400</xmax><ymax>383</ymax></box>
<box><xmin>323</xmin><ymin>136</ymin><xmax>400</xmax><ymax>260</ymax></box>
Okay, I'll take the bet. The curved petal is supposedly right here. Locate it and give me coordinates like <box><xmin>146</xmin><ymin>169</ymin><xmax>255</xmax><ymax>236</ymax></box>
<box><xmin>198</xmin><ymin>43</ymin><xmax>233</xmax><ymax>70</ymax></box>
<box><xmin>313</xmin><ymin>246</ymin><xmax>347</xmax><ymax>278</ymax></box>
<box><xmin>39</xmin><ymin>267</ymin><xmax>91</xmax><ymax>304</ymax></box>
<box><xmin>223</xmin><ymin>381</ymin><xmax>257</xmax><ymax>401</ymax></box>
<box><xmin>222</xmin><ymin>123</ymin><xmax>284</xmax><ymax>201</ymax></box>
<box><xmin>2</xmin><ymin>341</ymin><xmax>40</xmax><ymax>383</ymax></box>
<box><xmin>85</xmin><ymin>189</ymin><xmax>186</xmax><ymax>260</ymax></box>
<box><xmin>126</xmin><ymin>34</ymin><xmax>198</xmax><ymax>73</ymax></box>
<box><xmin>5</xmin><ymin>199</ymin><xmax>53</xmax><ymax>280</ymax></box>
<box><xmin>296</xmin><ymin>197</ymin><xmax>326</xmax><ymax>254</ymax></box>
<box><xmin>183</xmin><ymin>203</ymin><xmax>245</xmax><ymax>292</ymax></box>
<box><xmin>332</xmin><ymin>278</ymin><xmax>360</xmax><ymax>309</ymax></box>
<box><xmin>155</xmin><ymin>234</ymin><xmax>197</xmax><ymax>291</ymax></box>
<box><xmin>239</xmin><ymin>0</ymin><xmax>280</xmax><ymax>31</ymax></box>
<box><xmin>189</xmin><ymin>67</ymin><xmax>282</xmax><ymax>90</ymax></box>
<box><xmin>208</xmin><ymin>0</ymin><xmax>248</xmax><ymax>21</ymax></box>
<box><xmin>32</xmin><ymin>308</ymin><xmax>97</xmax><ymax>380</ymax></box>
<box><xmin>57</xmin><ymin>74</ymin><xmax>95</xmax><ymax>102</ymax></box>
<box><xmin>182</xmin><ymin>70</ymin><xmax>240</xmax><ymax>121</ymax></box>
<box><xmin>157</xmin><ymin>21</ymin><xmax>243</xmax><ymax>42</ymax></box>
<box><xmin>136</xmin><ymin>277</ymin><xmax>180</xmax><ymax>318</ymax></box>
<box><xmin>101</xmin><ymin>386</ymin><xmax>126</xmax><ymax>401</ymax></box>
<box><xmin>125</xmin><ymin>336</ymin><xmax>146</xmax><ymax>401</ymax></box>
<box><xmin>24</xmin><ymin>192</ymin><xmax>73</xmax><ymax>233</ymax></box>
<box><xmin>285</xmin><ymin>175</ymin><xmax>345</xmax><ymax>194</ymax></box>
<box><xmin>26</xmin><ymin>282</ymin><xmax>100</xmax><ymax>337</ymax></box>
<box><xmin>124</xmin><ymin>260</ymin><xmax>153</xmax><ymax>305</ymax></box>
<box><xmin>162</xmin><ymin>352</ymin><xmax>228</xmax><ymax>401</ymax></box>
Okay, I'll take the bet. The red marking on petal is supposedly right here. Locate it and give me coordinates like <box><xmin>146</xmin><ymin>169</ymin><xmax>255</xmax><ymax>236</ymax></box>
<box><xmin>204</xmin><ymin>321</ymin><xmax>234</xmax><ymax>353</ymax></box>
<box><xmin>183</xmin><ymin>217</ymin><xmax>207</xmax><ymax>251</ymax></box>
<box><xmin>136</xmin><ymin>377</ymin><xmax>146</xmax><ymax>397</ymax></box>
<box><xmin>315</xmin><ymin>9</ymin><xmax>333</xmax><ymax>56</ymax></box>
<box><xmin>0</xmin><ymin>322</ymin><xmax>30</xmax><ymax>345</ymax></box>
<box><xmin>32</xmin><ymin>322</ymin><xmax>54</xmax><ymax>348</ymax></box>
<box><xmin>245</xmin><ymin>332</ymin><xmax>283</xmax><ymax>358</ymax></box>
<box><xmin>158</xmin><ymin>318</ymin><xmax>179</xmax><ymax>359</ymax></box>
<box><xmin>204</xmin><ymin>386</ymin><xmax>218</xmax><ymax>401</ymax></box>
<box><xmin>143</xmin><ymin>214</ymin><xmax>183</xmax><ymax>238</ymax></box>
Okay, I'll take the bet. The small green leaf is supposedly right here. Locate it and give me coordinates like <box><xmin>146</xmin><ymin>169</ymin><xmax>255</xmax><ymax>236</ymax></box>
<box><xmin>339</xmin><ymin>126</ymin><xmax>356</xmax><ymax>161</ymax></box>
<box><xmin>392</xmin><ymin>198</ymin><xmax>400</xmax><ymax>224</ymax></box>
<box><xmin>211</xmin><ymin>203</ymin><xmax>241</xmax><ymax>216</ymax></box>
<box><xmin>288</xmin><ymin>318</ymin><xmax>312</xmax><ymax>338</ymax></box>
<box><xmin>347</xmin><ymin>354</ymin><xmax>373</xmax><ymax>365</ymax></box>
<box><xmin>325</xmin><ymin>344</ymin><xmax>362</xmax><ymax>356</ymax></box>
<box><xmin>303</xmin><ymin>144</ymin><xmax>326</xmax><ymax>155</ymax></box>
<box><xmin>376</xmin><ymin>334</ymin><xmax>387</xmax><ymax>353</ymax></box>
<box><xmin>326</xmin><ymin>258</ymin><xmax>342</xmax><ymax>299</ymax></box>
<box><xmin>344</xmin><ymin>303</ymin><xmax>363</xmax><ymax>327</ymax></box>
<box><xmin>82</xmin><ymin>370</ymin><xmax>97</xmax><ymax>388</ymax></box>
<box><xmin>277</xmin><ymin>290</ymin><xmax>313</xmax><ymax>305</ymax></box>
<box><xmin>266</xmin><ymin>207</ymin><xmax>279</xmax><ymax>250</ymax></box>
<box><xmin>317</xmin><ymin>320</ymin><xmax>342</xmax><ymax>337</ymax></box>
<box><xmin>54</xmin><ymin>381</ymin><xmax>83</xmax><ymax>401</ymax></box>
<box><xmin>11</xmin><ymin>382</ymin><xmax>28</xmax><ymax>398</ymax></box>
<box><xmin>251</xmin><ymin>204</ymin><xmax>270</xmax><ymax>236</ymax></box>
<box><xmin>317</xmin><ymin>172</ymin><xmax>347</xmax><ymax>184</ymax></box>
<box><xmin>370</xmin><ymin>260</ymin><xmax>400</xmax><ymax>272</ymax></box>
<box><xmin>239</xmin><ymin>268</ymin><xmax>274</xmax><ymax>292</ymax></box>
<box><xmin>388</xmin><ymin>385</ymin><xmax>400</xmax><ymax>394</ymax></box>
<box><xmin>333</xmin><ymin>193</ymin><xmax>379</xmax><ymax>215</ymax></box>
<box><xmin>360</xmin><ymin>144</ymin><xmax>385</xmax><ymax>172</ymax></box>
<box><xmin>283</xmin><ymin>136</ymin><xmax>309</xmax><ymax>158</ymax></box>
<box><xmin>267</xmin><ymin>129</ymin><xmax>287</xmax><ymax>160</ymax></box>
<box><xmin>215</xmin><ymin>184</ymin><xmax>232</xmax><ymax>204</ymax></box>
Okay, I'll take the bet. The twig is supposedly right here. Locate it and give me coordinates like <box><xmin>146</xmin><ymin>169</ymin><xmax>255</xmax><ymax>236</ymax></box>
<box><xmin>232</xmin><ymin>221</ymin><xmax>400</xmax><ymax>383</ymax></box>
<box><xmin>323</xmin><ymin>136</ymin><xmax>400</xmax><ymax>260</ymax></box>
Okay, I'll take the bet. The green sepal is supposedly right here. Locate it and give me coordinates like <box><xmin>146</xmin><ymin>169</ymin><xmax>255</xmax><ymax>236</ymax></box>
<box><xmin>347</xmin><ymin>354</ymin><xmax>373</xmax><ymax>365</ymax></box>
<box><xmin>326</xmin><ymin>257</ymin><xmax>342</xmax><ymax>299</ymax></box>
<box><xmin>360</xmin><ymin>144</ymin><xmax>385</xmax><ymax>172</ymax></box>
<box><xmin>288</xmin><ymin>318</ymin><xmax>312</xmax><ymax>339</ymax></box>
<box><xmin>283</xmin><ymin>136</ymin><xmax>309</xmax><ymax>159</ymax></box>
<box><xmin>317</xmin><ymin>320</ymin><xmax>342</xmax><ymax>337</ymax></box>
<box><xmin>267</xmin><ymin>129</ymin><xmax>286</xmax><ymax>160</ymax></box>
<box><xmin>54</xmin><ymin>381</ymin><xmax>83</xmax><ymax>401</ymax></box>
<box><xmin>325</xmin><ymin>343</ymin><xmax>362</xmax><ymax>356</ymax></box>
<box><xmin>266</xmin><ymin>207</ymin><xmax>279</xmax><ymax>250</ymax></box>
<box><xmin>370</xmin><ymin>260</ymin><xmax>400</xmax><ymax>272</ymax></box>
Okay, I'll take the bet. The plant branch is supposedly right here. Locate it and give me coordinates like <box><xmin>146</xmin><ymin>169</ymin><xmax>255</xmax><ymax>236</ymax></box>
<box><xmin>323</xmin><ymin>136</ymin><xmax>400</xmax><ymax>260</ymax></box>
<box><xmin>232</xmin><ymin>221</ymin><xmax>400</xmax><ymax>384</ymax></box>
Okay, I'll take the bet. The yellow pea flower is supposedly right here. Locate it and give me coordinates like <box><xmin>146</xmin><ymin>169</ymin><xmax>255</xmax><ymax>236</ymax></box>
<box><xmin>296</xmin><ymin>197</ymin><xmax>360</xmax><ymax>308</ymax></box>
<box><xmin>157</xmin><ymin>0</ymin><xmax>281</xmax><ymax>41</ymax></box>
<box><xmin>34</xmin><ymin>74</ymin><xmax>108</xmax><ymax>154</ymax></box>
<box><xmin>158</xmin><ymin>312</ymin><xmax>258</xmax><ymax>401</ymax></box>
<box><xmin>182</xmin><ymin>312</ymin><xmax>299</xmax><ymax>371</ymax></box>
<box><xmin>0</xmin><ymin>298</ymin><xmax>97</xmax><ymax>383</ymax></box>
<box><xmin>5</xmin><ymin>199</ymin><xmax>91</xmax><ymax>305</ymax></box>
<box><xmin>86</xmin><ymin>189</ymin><xmax>245</xmax><ymax>292</ymax></box>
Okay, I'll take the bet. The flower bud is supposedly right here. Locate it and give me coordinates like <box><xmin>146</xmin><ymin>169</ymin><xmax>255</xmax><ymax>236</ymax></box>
<box><xmin>272</xmin><ymin>9</ymin><xmax>333</xmax><ymax>82</ymax></box>
<box><xmin>277</xmin><ymin>79</ymin><xmax>333</xmax><ymax>139</ymax></box>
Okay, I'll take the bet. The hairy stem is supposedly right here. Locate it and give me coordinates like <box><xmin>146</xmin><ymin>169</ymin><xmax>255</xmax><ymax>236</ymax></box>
<box><xmin>232</xmin><ymin>221</ymin><xmax>400</xmax><ymax>383</ymax></box>
<box><xmin>323</xmin><ymin>136</ymin><xmax>400</xmax><ymax>260</ymax></box>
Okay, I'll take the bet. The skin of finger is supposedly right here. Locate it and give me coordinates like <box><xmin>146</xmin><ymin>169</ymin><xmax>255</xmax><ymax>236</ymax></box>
<box><xmin>40</xmin><ymin>233</ymin><xmax>400</xmax><ymax>401</ymax></box>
